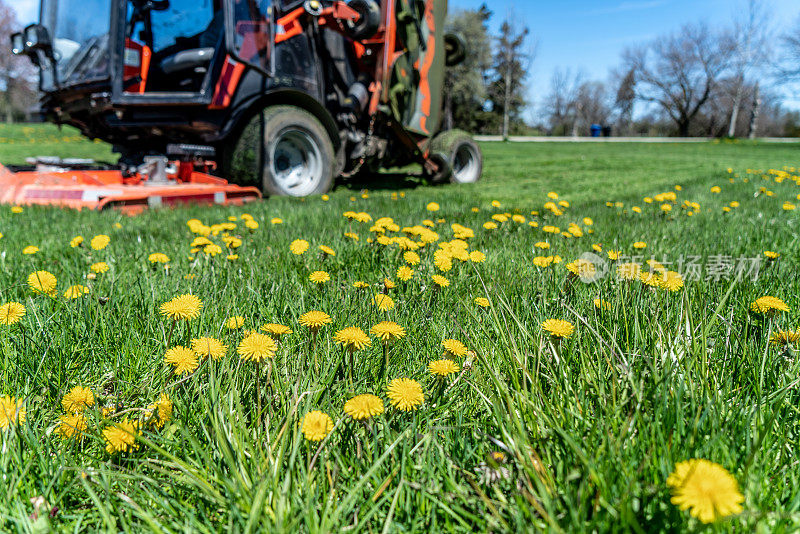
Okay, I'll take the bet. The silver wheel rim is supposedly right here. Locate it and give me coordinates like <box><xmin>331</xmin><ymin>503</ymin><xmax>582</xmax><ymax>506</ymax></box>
<box><xmin>270</xmin><ymin>128</ymin><xmax>323</xmax><ymax>196</ymax></box>
<box><xmin>452</xmin><ymin>142</ymin><xmax>480</xmax><ymax>183</ymax></box>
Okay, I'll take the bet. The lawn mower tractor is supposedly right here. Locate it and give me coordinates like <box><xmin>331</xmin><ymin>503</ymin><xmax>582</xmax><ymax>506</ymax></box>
<box><xmin>6</xmin><ymin>0</ymin><xmax>482</xmax><ymax>211</ymax></box>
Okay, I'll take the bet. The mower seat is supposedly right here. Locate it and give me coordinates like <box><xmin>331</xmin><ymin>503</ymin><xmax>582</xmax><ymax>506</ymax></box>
<box><xmin>160</xmin><ymin>48</ymin><xmax>215</xmax><ymax>74</ymax></box>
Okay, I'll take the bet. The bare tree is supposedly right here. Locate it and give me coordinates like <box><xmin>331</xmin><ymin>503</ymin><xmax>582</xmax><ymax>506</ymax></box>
<box><xmin>0</xmin><ymin>0</ymin><xmax>37</xmax><ymax>122</ymax></box>
<box><xmin>779</xmin><ymin>15</ymin><xmax>800</xmax><ymax>80</ymax></box>
<box><xmin>622</xmin><ymin>23</ymin><xmax>735</xmax><ymax>136</ymax></box>
<box><xmin>575</xmin><ymin>81</ymin><xmax>611</xmax><ymax>132</ymax></box>
<box><xmin>542</xmin><ymin>68</ymin><xmax>583</xmax><ymax>135</ymax></box>
<box><xmin>725</xmin><ymin>0</ymin><xmax>772</xmax><ymax>137</ymax></box>
<box><xmin>612</xmin><ymin>68</ymin><xmax>636</xmax><ymax>135</ymax></box>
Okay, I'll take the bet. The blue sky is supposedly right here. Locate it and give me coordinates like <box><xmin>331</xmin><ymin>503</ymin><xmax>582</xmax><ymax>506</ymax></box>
<box><xmin>11</xmin><ymin>0</ymin><xmax>800</xmax><ymax>114</ymax></box>
<box><xmin>450</xmin><ymin>0</ymin><xmax>800</xmax><ymax>118</ymax></box>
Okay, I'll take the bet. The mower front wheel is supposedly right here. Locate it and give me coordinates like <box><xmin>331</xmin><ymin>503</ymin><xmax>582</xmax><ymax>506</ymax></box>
<box><xmin>223</xmin><ymin>106</ymin><xmax>336</xmax><ymax>197</ymax></box>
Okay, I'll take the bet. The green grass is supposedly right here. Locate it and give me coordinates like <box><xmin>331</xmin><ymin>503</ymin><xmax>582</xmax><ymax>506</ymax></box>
<box><xmin>1</xmin><ymin>123</ymin><xmax>800</xmax><ymax>532</ymax></box>
<box><xmin>0</xmin><ymin>124</ymin><xmax>115</xmax><ymax>164</ymax></box>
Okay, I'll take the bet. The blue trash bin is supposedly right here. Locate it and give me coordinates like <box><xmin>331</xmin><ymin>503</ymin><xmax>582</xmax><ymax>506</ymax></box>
<box><xmin>590</xmin><ymin>124</ymin><xmax>602</xmax><ymax>137</ymax></box>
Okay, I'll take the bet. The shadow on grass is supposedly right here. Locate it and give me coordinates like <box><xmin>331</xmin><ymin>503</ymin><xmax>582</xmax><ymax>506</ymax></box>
<box><xmin>336</xmin><ymin>170</ymin><xmax>428</xmax><ymax>192</ymax></box>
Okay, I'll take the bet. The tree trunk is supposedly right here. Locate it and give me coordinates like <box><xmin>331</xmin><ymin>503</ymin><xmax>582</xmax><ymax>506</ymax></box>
<box><xmin>726</xmin><ymin>75</ymin><xmax>744</xmax><ymax>138</ymax></box>
<box><xmin>502</xmin><ymin>51</ymin><xmax>512</xmax><ymax>140</ymax></box>
<box><xmin>747</xmin><ymin>82</ymin><xmax>760</xmax><ymax>139</ymax></box>
<box><xmin>443</xmin><ymin>89</ymin><xmax>453</xmax><ymax>131</ymax></box>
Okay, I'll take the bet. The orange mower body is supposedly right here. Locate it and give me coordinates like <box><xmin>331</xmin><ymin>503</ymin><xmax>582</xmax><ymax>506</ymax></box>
<box><xmin>0</xmin><ymin>160</ymin><xmax>261</xmax><ymax>215</ymax></box>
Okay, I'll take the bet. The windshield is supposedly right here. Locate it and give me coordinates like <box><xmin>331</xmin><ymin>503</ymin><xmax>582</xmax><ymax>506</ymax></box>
<box><xmin>149</xmin><ymin>0</ymin><xmax>214</xmax><ymax>53</ymax></box>
<box><xmin>40</xmin><ymin>0</ymin><xmax>112</xmax><ymax>90</ymax></box>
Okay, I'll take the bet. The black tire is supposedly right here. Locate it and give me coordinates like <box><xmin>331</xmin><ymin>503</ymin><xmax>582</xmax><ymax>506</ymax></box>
<box><xmin>345</xmin><ymin>0</ymin><xmax>381</xmax><ymax>40</ymax></box>
<box><xmin>424</xmin><ymin>152</ymin><xmax>452</xmax><ymax>184</ymax></box>
<box><xmin>444</xmin><ymin>33</ymin><xmax>467</xmax><ymax>67</ymax></box>
<box><xmin>427</xmin><ymin>130</ymin><xmax>483</xmax><ymax>184</ymax></box>
<box><xmin>223</xmin><ymin>106</ymin><xmax>336</xmax><ymax>197</ymax></box>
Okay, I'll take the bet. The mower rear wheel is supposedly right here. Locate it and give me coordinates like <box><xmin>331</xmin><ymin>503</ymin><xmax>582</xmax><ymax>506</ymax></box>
<box><xmin>427</xmin><ymin>130</ymin><xmax>483</xmax><ymax>184</ymax></box>
<box><xmin>227</xmin><ymin>106</ymin><xmax>336</xmax><ymax>197</ymax></box>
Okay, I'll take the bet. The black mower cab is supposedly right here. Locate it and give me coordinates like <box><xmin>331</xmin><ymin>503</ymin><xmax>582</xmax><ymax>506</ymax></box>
<box><xmin>11</xmin><ymin>0</ymin><xmax>482</xmax><ymax>196</ymax></box>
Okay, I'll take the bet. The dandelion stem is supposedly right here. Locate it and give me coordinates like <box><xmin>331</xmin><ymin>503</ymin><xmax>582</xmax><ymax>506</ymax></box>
<box><xmin>255</xmin><ymin>360</ymin><xmax>263</xmax><ymax>430</ymax></box>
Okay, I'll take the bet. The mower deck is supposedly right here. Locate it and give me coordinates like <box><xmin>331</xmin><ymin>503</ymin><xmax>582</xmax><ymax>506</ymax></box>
<box><xmin>0</xmin><ymin>162</ymin><xmax>261</xmax><ymax>215</ymax></box>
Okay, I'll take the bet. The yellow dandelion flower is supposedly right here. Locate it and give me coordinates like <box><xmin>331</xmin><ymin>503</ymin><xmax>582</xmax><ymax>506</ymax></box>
<box><xmin>23</xmin><ymin>245</ymin><xmax>39</xmax><ymax>255</ymax></box>
<box><xmin>62</xmin><ymin>386</ymin><xmax>94</xmax><ymax>413</ymax></box>
<box><xmin>442</xmin><ymin>339</ymin><xmax>467</xmax><ymax>358</ymax></box>
<box><xmin>11</xmin><ymin>206</ymin><xmax>23</xmax><ymax>213</ymax></box>
<box><xmin>593</xmin><ymin>298</ymin><xmax>612</xmax><ymax>311</ymax></box>
<box><xmin>403</xmin><ymin>251</ymin><xmax>420</xmax><ymax>265</ymax></box>
<box><xmin>301</xmin><ymin>411</ymin><xmax>334</xmax><ymax>441</ymax></box>
<box><xmin>298</xmin><ymin>311</ymin><xmax>332</xmax><ymax>332</ymax></box>
<box><xmin>146</xmin><ymin>393</ymin><xmax>173</xmax><ymax>428</ymax></box>
<box><xmin>0</xmin><ymin>395</ymin><xmax>25</xmax><ymax>429</ymax></box>
<box><xmin>57</xmin><ymin>412</ymin><xmax>87</xmax><ymax>440</ymax></box>
<box><xmin>70</xmin><ymin>236</ymin><xmax>83</xmax><ymax>248</ymax></box>
<box><xmin>290</xmin><ymin>239</ymin><xmax>310</xmax><ymax>255</ymax></box>
<box><xmin>566</xmin><ymin>259</ymin><xmax>596</xmax><ymax>279</ymax></box>
<box><xmin>164</xmin><ymin>346</ymin><xmax>199</xmax><ymax>375</ymax></box>
<box><xmin>541</xmin><ymin>318</ymin><xmax>574</xmax><ymax>339</ymax></box>
<box><xmin>90</xmin><ymin>234</ymin><xmax>110</xmax><ymax>250</ymax></box>
<box><xmin>334</xmin><ymin>326</ymin><xmax>371</xmax><ymax>351</ymax></box>
<box><xmin>63</xmin><ymin>285</ymin><xmax>89</xmax><ymax>299</ymax></box>
<box><xmin>428</xmin><ymin>358</ymin><xmax>459</xmax><ymax>377</ymax></box>
<box><xmin>319</xmin><ymin>245</ymin><xmax>336</xmax><ymax>256</ymax></box>
<box><xmin>370</xmin><ymin>321</ymin><xmax>406</xmax><ymax>342</ymax></box>
<box><xmin>431</xmin><ymin>274</ymin><xmax>450</xmax><ymax>288</ymax></box>
<box><xmin>28</xmin><ymin>270</ymin><xmax>57</xmax><ymax>295</ymax></box>
<box><xmin>191</xmin><ymin>337</ymin><xmax>228</xmax><ymax>360</ymax></box>
<box><xmin>667</xmin><ymin>459</ymin><xmax>743</xmax><ymax>524</ymax></box>
<box><xmin>763</xmin><ymin>251</ymin><xmax>779</xmax><ymax>260</ymax></box>
<box><xmin>770</xmin><ymin>330</ymin><xmax>799</xmax><ymax>346</ymax></box>
<box><xmin>261</xmin><ymin>323</ymin><xmax>293</xmax><ymax>337</ymax></box>
<box><xmin>203</xmin><ymin>244</ymin><xmax>223</xmax><ymax>256</ymax></box>
<box><xmin>640</xmin><ymin>271</ymin><xmax>661</xmax><ymax>287</ymax></box>
<box><xmin>352</xmin><ymin>280</ymin><xmax>369</xmax><ymax>288</ymax></box>
<box><xmin>90</xmin><ymin>262</ymin><xmax>110</xmax><ymax>273</ymax></box>
<box><xmin>309</xmin><ymin>270</ymin><xmax>330</xmax><ymax>284</ymax></box>
<box><xmin>475</xmin><ymin>297</ymin><xmax>491</xmax><ymax>308</ymax></box>
<box><xmin>148</xmin><ymin>253</ymin><xmax>170</xmax><ymax>264</ymax></box>
<box><xmin>387</xmin><ymin>378</ymin><xmax>424</xmax><ymax>411</ymax></box>
<box><xmin>0</xmin><ymin>302</ymin><xmax>25</xmax><ymax>325</ymax></box>
<box><xmin>469</xmin><ymin>251</ymin><xmax>486</xmax><ymax>263</ymax></box>
<box><xmin>633</xmin><ymin>241</ymin><xmax>647</xmax><ymax>249</ymax></box>
<box><xmin>160</xmin><ymin>294</ymin><xmax>203</xmax><ymax>320</ymax></box>
<box><xmin>226</xmin><ymin>316</ymin><xmax>245</xmax><ymax>330</ymax></box>
<box><xmin>660</xmin><ymin>271</ymin><xmax>684</xmax><ymax>292</ymax></box>
<box><xmin>384</xmin><ymin>278</ymin><xmax>396</xmax><ymax>290</ymax></box>
<box><xmin>373</xmin><ymin>293</ymin><xmax>395</xmax><ymax>312</ymax></box>
<box><xmin>397</xmin><ymin>265</ymin><xmax>414</xmax><ymax>281</ymax></box>
<box><xmin>271</xmin><ymin>217</ymin><xmax>283</xmax><ymax>225</ymax></box>
<box><xmin>343</xmin><ymin>394</ymin><xmax>384</xmax><ymax>420</ymax></box>
<box><xmin>103</xmin><ymin>418</ymin><xmax>139</xmax><ymax>454</ymax></box>
<box><xmin>483</xmin><ymin>221</ymin><xmax>498</xmax><ymax>230</ymax></box>
<box><xmin>750</xmin><ymin>296</ymin><xmax>789</xmax><ymax>315</ymax></box>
